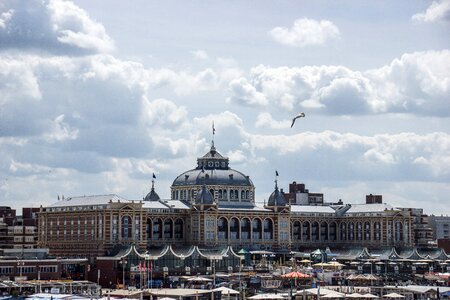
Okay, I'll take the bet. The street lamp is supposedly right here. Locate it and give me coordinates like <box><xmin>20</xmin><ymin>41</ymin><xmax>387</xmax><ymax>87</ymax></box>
<box><xmin>119</xmin><ymin>258</ymin><xmax>127</xmax><ymax>290</ymax></box>
<box><xmin>17</xmin><ymin>260</ymin><xmax>25</xmax><ymax>294</ymax></box>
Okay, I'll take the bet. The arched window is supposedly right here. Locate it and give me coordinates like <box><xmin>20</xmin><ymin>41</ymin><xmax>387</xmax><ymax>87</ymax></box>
<box><xmin>329</xmin><ymin>222</ymin><xmax>337</xmax><ymax>241</ymax></box>
<box><xmin>356</xmin><ymin>222</ymin><xmax>363</xmax><ymax>240</ymax></box>
<box><xmin>246</xmin><ymin>190</ymin><xmax>249</xmax><ymax>200</ymax></box>
<box><xmin>122</xmin><ymin>216</ymin><xmax>132</xmax><ymax>240</ymax></box>
<box><xmin>395</xmin><ymin>221</ymin><xmax>403</xmax><ymax>242</ymax></box>
<box><xmin>153</xmin><ymin>218</ymin><xmax>162</xmax><ymax>240</ymax></box>
<box><xmin>302</xmin><ymin>221</ymin><xmax>311</xmax><ymax>241</ymax></box>
<box><xmin>374</xmin><ymin>222</ymin><xmax>381</xmax><ymax>241</ymax></box>
<box><xmin>218</xmin><ymin>218</ymin><xmax>228</xmax><ymax>239</ymax></box>
<box><xmin>252</xmin><ymin>219</ymin><xmax>262</xmax><ymax>240</ymax></box>
<box><xmin>241</xmin><ymin>218</ymin><xmax>251</xmax><ymax>239</ymax></box>
<box><xmin>348</xmin><ymin>222</ymin><xmax>354</xmax><ymax>240</ymax></box>
<box><xmin>311</xmin><ymin>221</ymin><xmax>319</xmax><ymax>241</ymax></box>
<box><xmin>263</xmin><ymin>219</ymin><xmax>273</xmax><ymax>240</ymax></box>
<box><xmin>340</xmin><ymin>223</ymin><xmax>347</xmax><ymax>241</ymax></box>
<box><xmin>175</xmin><ymin>219</ymin><xmax>183</xmax><ymax>239</ymax></box>
<box><xmin>235</xmin><ymin>190</ymin><xmax>239</xmax><ymax>200</ymax></box>
<box><xmin>164</xmin><ymin>219</ymin><xmax>173</xmax><ymax>239</ymax></box>
<box><xmin>292</xmin><ymin>221</ymin><xmax>301</xmax><ymax>240</ymax></box>
<box><xmin>320</xmin><ymin>222</ymin><xmax>328</xmax><ymax>241</ymax></box>
<box><xmin>241</xmin><ymin>190</ymin><xmax>245</xmax><ymax>199</ymax></box>
<box><xmin>230</xmin><ymin>218</ymin><xmax>239</xmax><ymax>239</ymax></box>
<box><xmin>364</xmin><ymin>222</ymin><xmax>371</xmax><ymax>241</ymax></box>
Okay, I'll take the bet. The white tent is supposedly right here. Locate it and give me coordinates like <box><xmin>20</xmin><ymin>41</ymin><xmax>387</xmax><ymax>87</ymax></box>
<box><xmin>383</xmin><ymin>293</ymin><xmax>405</xmax><ymax>298</ymax></box>
<box><xmin>248</xmin><ymin>293</ymin><xmax>284</xmax><ymax>299</ymax></box>
<box><xmin>213</xmin><ymin>287</ymin><xmax>240</xmax><ymax>295</ymax></box>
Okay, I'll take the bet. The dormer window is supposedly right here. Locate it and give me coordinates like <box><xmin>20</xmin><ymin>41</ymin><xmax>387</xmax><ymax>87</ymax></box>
<box><xmin>208</xmin><ymin>161</ymin><xmax>213</xmax><ymax>167</ymax></box>
<box><xmin>215</xmin><ymin>162</ymin><xmax>219</xmax><ymax>168</ymax></box>
<box><xmin>221</xmin><ymin>162</ymin><xmax>226</xmax><ymax>168</ymax></box>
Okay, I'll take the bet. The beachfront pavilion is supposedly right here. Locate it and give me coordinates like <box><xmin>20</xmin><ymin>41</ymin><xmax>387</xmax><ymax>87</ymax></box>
<box><xmin>93</xmin><ymin>243</ymin><xmax>450</xmax><ymax>289</ymax></box>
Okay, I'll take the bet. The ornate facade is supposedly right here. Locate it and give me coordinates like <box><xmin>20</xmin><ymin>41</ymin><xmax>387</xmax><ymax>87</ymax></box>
<box><xmin>38</xmin><ymin>144</ymin><xmax>414</xmax><ymax>258</ymax></box>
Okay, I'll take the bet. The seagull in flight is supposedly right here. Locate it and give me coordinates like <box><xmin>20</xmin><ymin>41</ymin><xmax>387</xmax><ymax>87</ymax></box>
<box><xmin>291</xmin><ymin>112</ymin><xmax>306</xmax><ymax>128</ymax></box>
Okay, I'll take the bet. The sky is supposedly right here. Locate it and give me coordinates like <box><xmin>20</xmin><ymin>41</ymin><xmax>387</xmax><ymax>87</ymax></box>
<box><xmin>0</xmin><ymin>0</ymin><xmax>450</xmax><ymax>215</ymax></box>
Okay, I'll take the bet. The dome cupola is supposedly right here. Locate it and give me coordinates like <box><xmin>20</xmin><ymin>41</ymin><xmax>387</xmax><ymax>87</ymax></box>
<box><xmin>267</xmin><ymin>171</ymin><xmax>286</xmax><ymax>207</ymax></box>
<box><xmin>144</xmin><ymin>174</ymin><xmax>160</xmax><ymax>201</ymax></box>
<box><xmin>195</xmin><ymin>184</ymin><xmax>214</xmax><ymax>205</ymax></box>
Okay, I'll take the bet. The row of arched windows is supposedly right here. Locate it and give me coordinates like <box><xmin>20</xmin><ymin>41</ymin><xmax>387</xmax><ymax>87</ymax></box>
<box><xmin>117</xmin><ymin>216</ymin><xmax>408</xmax><ymax>243</ymax></box>
<box><xmin>145</xmin><ymin>218</ymin><xmax>184</xmax><ymax>240</ymax></box>
<box><xmin>217</xmin><ymin>217</ymin><xmax>274</xmax><ymax>240</ymax></box>
<box><xmin>172</xmin><ymin>188</ymin><xmax>252</xmax><ymax>201</ymax></box>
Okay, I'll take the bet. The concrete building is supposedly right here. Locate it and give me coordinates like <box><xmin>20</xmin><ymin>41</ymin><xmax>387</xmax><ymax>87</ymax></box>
<box><xmin>0</xmin><ymin>207</ymin><xmax>39</xmax><ymax>250</ymax></box>
<box><xmin>428</xmin><ymin>215</ymin><xmax>450</xmax><ymax>252</ymax></box>
<box><xmin>399</xmin><ymin>208</ymin><xmax>433</xmax><ymax>247</ymax></box>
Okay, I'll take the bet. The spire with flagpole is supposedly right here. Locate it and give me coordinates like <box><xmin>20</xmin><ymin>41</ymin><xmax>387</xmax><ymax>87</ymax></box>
<box><xmin>212</xmin><ymin>121</ymin><xmax>215</xmax><ymax>148</ymax></box>
<box><xmin>151</xmin><ymin>173</ymin><xmax>156</xmax><ymax>190</ymax></box>
<box><xmin>275</xmin><ymin>170</ymin><xmax>279</xmax><ymax>190</ymax></box>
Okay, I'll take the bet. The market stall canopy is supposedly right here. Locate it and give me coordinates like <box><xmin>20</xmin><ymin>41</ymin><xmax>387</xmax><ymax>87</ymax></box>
<box><xmin>281</xmin><ymin>271</ymin><xmax>311</xmax><ymax>278</ymax></box>
<box><xmin>248</xmin><ymin>293</ymin><xmax>284</xmax><ymax>299</ymax></box>
<box><xmin>187</xmin><ymin>276</ymin><xmax>213</xmax><ymax>282</ymax></box>
<box><xmin>322</xmin><ymin>293</ymin><xmax>345</xmax><ymax>298</ymax></box>
<box><xmin>327</xmin><ymin>261</ymin><xmax>345</xmax><ymax>267</ymax></box>
<box><xmin>346</xmin><ymin>293</ymin><xmax>364</xmax><ymax>298</ymax></box>
<box><xmin>213</xmin><ymin>287</ymin><xmax>240</xmax><ymax>295</ymax></box>
<box><xmin>362</xmin><ymin>293</ymin><xmax>379</xmax><ymax>298</ymax></box>
<box><xmin>383</xmin><ymin>293</ymin><xmax>405</xmax><ymax>298</ymax></box>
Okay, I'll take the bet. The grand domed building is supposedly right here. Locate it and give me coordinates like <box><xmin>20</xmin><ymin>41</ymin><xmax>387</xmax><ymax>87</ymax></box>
<box><xmin>38</xmin><ymin>141</ymin><xmax>417</xmax><ymax>261</ymax></box>
<box><xmin>33</xmin><ymin>140</ymin><xmax>443</xmax><ymax>286</ymax></box>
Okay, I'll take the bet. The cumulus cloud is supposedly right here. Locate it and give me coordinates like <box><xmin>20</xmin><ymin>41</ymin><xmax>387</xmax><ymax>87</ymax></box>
<box><xmin>228</xmin><ymin>77</ymin><xmax>268</xmax><ymax>106</ymax></box>
<box><xmin>248</xmin><ymin>131</ymin><xmax>450</xmax><ymax>181</ymax></box>
<box><xmin>0</xmin><ymin>0</ymin><xmax>114</xmax><ymax>54</ymax></box>
<box><xmin>269</xmin><ymin>18</ymin><xmax>340</xmax><ymax>47</ymax></box>
<box><xmin>191</xmin><ymin>49</ymin><xmax>209</xmax><ymax>60</ymax></box>
<box><xmin>255</xmin><ymin>112</ymin><xmax>291</xmax><ymax>129</ymax></box>
<box><xmin>0</xmin><ymin>9</ymin><xmax>13</xmax><ymax>29</ymax></box>
<box><xmin>412</xmin><ymin>0</ymin><xmax>450</xmax><ymax>23</ymax></box>
<box><xmin>227</xmin><ymin>50</ymin><xmax>450</xmax><ymax>117</ymax></box>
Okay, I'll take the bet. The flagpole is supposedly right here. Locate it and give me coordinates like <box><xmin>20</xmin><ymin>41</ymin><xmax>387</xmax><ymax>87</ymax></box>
<box><xmin>212</xmin><ymin>121</ymin><xmax>215</xmax><ymax>147</ymax></box>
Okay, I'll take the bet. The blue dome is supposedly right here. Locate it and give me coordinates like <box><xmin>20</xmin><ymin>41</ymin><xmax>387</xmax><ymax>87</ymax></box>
<box><xmin>144</xmin><ymin>187</ymin><xmax>160</xmax><ymax>201</ymax></box>
<box><xmin>172</xmin><ymin>168</ymin><xmax>252</xmax><ymax>187</ymax></box>
<box><xmin>196</xmin><ymin>185</ymin><xmax>214</xmax><ymax>205</ymax></box>
<box><xmin>268</xmin><ymin>187</ymin><xmax>286</xmax><ymax>206</ymax></box>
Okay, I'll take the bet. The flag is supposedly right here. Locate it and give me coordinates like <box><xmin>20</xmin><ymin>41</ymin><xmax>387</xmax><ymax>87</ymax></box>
<box><xmin>212</xmin><ymin>121</ymin><xmax>215</xmax><ymax>135</ymax></box>
<box><xmin>152</xmin><ymin>173</ymin><xmax>156</xmax><ymax>179</ymax></box>
<box><xmin>276</xmin><ymin>170</ymin><xmax>279</xmax><ymax>177</ymax></box>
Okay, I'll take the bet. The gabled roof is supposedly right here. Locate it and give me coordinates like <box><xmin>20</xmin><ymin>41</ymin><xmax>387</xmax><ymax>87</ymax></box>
<box><xmin>417</xmin><ymin>248</ymin><xmax>450</xmax><ymax>260</ymax></box>
<box><xmin>333</xmin><ymin>248</ymin><xmax>372</xmax><ymax>260</ymax></box>
<box><xmin>370</xmin><ymin>248</ymin><xmax>401</xmax><ymax>260</ymax></box>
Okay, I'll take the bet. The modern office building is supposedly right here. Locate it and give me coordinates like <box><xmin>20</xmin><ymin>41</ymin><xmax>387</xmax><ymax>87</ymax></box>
<box><xmin>0</xmin><ymin>207</ymin><xmax>39</xmax><ymax>250</ymax></box>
